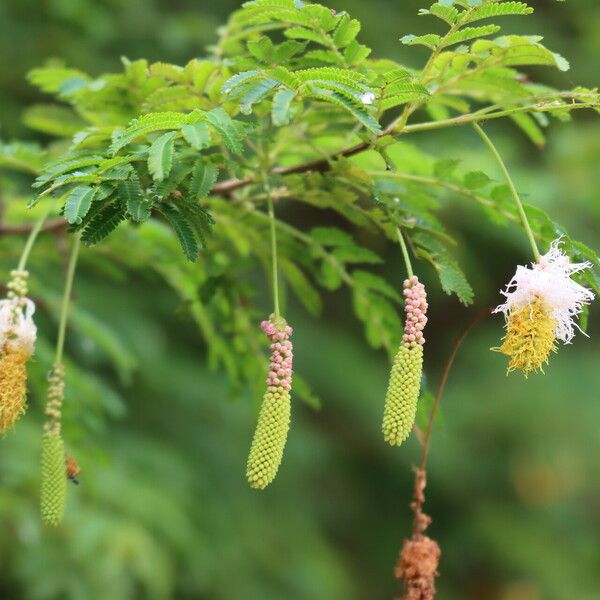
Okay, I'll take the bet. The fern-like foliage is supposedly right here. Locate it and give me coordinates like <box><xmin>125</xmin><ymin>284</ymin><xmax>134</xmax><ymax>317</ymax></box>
<box><xmin>1</xmin><ymin>0</ymin><xmax>597</xmax><ymax>395</ymax></box>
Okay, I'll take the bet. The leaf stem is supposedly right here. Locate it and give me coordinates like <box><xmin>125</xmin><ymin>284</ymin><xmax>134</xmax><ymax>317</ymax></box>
<box><xmin>55</xmin><ymin>234</ymin><xmax>81</xmax><ymax>366</ymax></box>
<box><xmin>16</xmin><ymin>201</ymin><xmax>55</xmax><ymax>272</ymax></box>
<box><xmin>472</xmin><ymin>123</ymin><xmax>540</xmax><ymax>261</ymax></box>
<box><xmin>396</xmin><ymin>226</ymin><xmax>414</xmax><ymax>279</ymax></box>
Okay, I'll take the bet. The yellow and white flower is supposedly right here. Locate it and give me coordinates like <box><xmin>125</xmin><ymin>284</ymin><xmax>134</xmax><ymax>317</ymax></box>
<box><xmin>494</xmin><ymin>240</ymin><xmax>594</xmax><ymax>375</ymax></box>
<box><xmin>0</xmin><ymin>271</ymin><xmax>38</xmax><ymax>431</ymax></box>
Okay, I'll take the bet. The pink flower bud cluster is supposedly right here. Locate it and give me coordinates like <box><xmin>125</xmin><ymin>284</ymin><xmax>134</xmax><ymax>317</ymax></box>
<box><xmin>402</xmin><ymin>276</ymin><xmax>428</xmax><ymax>347</ymax></box>
<box><xmin>261</xmin><ymin>318</ymin><xmax>293</xmax><ymax>393</ymax></box>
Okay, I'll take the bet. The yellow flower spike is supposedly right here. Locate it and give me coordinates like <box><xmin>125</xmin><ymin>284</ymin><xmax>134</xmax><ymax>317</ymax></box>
<box><xmin>494</xmin><ymin>240</ymin><xmax>594</xmax><ymax>375</ymax></box>
<box><xmin>0</xmin><ymin>349</ymin><xmax>29</xmax><ymax>432</ymax></box>
<box><xmin>496</xmin><ymin>298</ymin><xmax>557</xmax><ymax>376</ymax></box>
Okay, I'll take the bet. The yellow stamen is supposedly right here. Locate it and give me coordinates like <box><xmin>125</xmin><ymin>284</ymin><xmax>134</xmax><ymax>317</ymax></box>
<box><xmin>496</xmin><ymin>298</ymin><xmax>557</xmax><ymax>376</ymax></box>
<box><xmin>0</xmin><ymin>348</ymin><xmax>29</xmax><ymax>432</ymax></box>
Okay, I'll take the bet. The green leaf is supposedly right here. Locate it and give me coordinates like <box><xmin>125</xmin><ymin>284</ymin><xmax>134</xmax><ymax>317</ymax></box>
<box><xmin>247</xmin><ymin>37</ymin><xmax>274</xmax><ymax>62</ymax></box>
<box><xmin>463</xmin><ymin>171</ymin><xmax>492</xmax><ymax>190</ymax></box>
<box><xmin>310</xmin><ymin>227</ymin><xmax>354</xmax><ymax>247</ymax></box>
<box><xmin>332</xmin><ymin>245</ymin><xmax>382</xmax><ymax>264</ymax></box>
<box><xmin>181</xmin><ymin>122</ymin><xmax>211</xmax><ymax>150</ymax></box>
<box><xmin>64</xmin><ymin>185</ymin><xmax>96</xmax><ymax>224</ymax></box>
<box><xmin>352</xmin><ymin>270</ymin><xmax>401</xmax><ymax>302</ymax></box>
<box><xmin>441</xmin><ymin>25</ymin><xmax>501</xmax><ymax>48</ymax></box>
<box><xmin>22</xmin><ymin>104</ymin><xmax>88</xmax><ymax>137</ymax></box>
<box><xmin>401</xmin><ymin>34</ymin><xmax>441</xmax><ymax>50</ymax></box>
<box><xmin>333</xmin><ymin>15</ymin><xmax>361</xmax><ymax>48</ymax></box>
<box><xmin>157</xmin><ymin>204</ymin><xmax>199</xmax><ymax>261</ymax></box>
<box><xmin>238</xmin><ymin>79</ymin><xmax>278</xmax><ymax>114</ymax></box>
<box><xmin>119</xmin><ymin>176</ymin><xmax>149</xmax><ymax>222</ymax></box>
<box><xmin>81</xmin><ymin>202</ymin><xmax>126</xmax><ymax>246</ymax></box>
<box><xmin>466</xmin><ymin>1</ymin><xmax>533</xmax><ymax>24</ymax></box>
<box><xmin>110</xmin><ymin>111</ymin><xmax>202</xmax><ymax>154</ymax></box>
<box><xmin>280</xmin><ymin>259</ymin><xmax>322</xmax><ymax>316</ymax></box>
<box><xmin>205</xmin><ymin>108</ymin><xmax>244</xmax><ymax>155</ymax></box>
<box><xmin>148</xmin><ymin>131</ymin><xmax>177</xmax><ymax>181</ymax></box>
<box><xmin>189</xmin><ymin>161</ymin><xmax>218</xmax><ymax>200</ymax></box>
<box><xmin>271</xmin><ymin>88</ymin><xmax>296</xmax><ymax>126</ymax></box>
<box><xmin>435</xmin><ymin>256</ymin><xmax>474</xmax><ymax>305</ymax></box>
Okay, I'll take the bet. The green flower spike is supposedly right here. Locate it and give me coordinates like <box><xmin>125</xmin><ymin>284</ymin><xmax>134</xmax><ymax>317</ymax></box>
<box><xmin>246</xmin><ymin>317</ymin><xmax>293</xmax><ymax>490</ymax></box>
<box><xmin>382</xmin><ymin>276</ymin><xmax>428</xmax><ymax>446</ymax></box>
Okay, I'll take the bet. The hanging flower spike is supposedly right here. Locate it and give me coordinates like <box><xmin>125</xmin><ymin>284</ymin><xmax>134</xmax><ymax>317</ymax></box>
<box><xmin>382</xmin><ymin>276</ymin><xmax>428</xmax><ymax>446</ymax></box>
<box><xmin>0</xmin><ymin>270</ymin><xmax>37</xmax><ymax>432</ymax></box>
<box><xmin>40</xmin><ymin>364</ymin><xmax>67</xmax><ymax>526</ymax></box>
<box><xmin>495</xmin><ymin>240</ymin><xmax>594</xmax><ymax>375</ymax></box>
<box><xmin>246</xmin><ymin>316</ymin><xmax>293</xmax><ymax>489</ymax></box>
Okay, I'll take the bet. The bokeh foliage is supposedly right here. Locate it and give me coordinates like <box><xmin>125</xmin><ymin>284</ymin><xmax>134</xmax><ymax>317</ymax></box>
<box><xmin>0</xmin><ymin>1</ymin><xmax>599</xmax><ymax>599</ymax></box>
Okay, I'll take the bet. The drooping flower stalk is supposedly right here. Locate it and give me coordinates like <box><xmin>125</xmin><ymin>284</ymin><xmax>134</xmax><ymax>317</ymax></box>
<box><xmin>246</xmin><ymin>316</ymin><xmax>293</xmax><ymax>489</ymax></box>
<box><xmin>246</xmin><ymin>171</ymin><xmax>294</xmax><ymax>489</ymax></box>
<box><xmin>472</xmin><ymin>125</ymin><xmax>595</xmax><ymax>374</ymax></box>
<box><xmin>382</xmin><ymin>274</ymin><xmax>428</xmax><ymax>446</ymax></box>
<box><xmin>40</xmin><ymin>234</ymin><xmax>81</xmax><ymax>526</ymax></box>
<box><xmin>494</xmin><ymin>240</ymin><xmax>594</xmax><ymax>375</ymax></box>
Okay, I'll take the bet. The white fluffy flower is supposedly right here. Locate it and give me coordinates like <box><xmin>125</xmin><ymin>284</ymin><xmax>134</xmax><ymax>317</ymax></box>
<box><xmin>495</xmin><ymin>240</ymin><xmax>594</xmax><ymax>344</ymax></box>
<box><xmin>360</xmin><ymin>91</ymin><xmax>376</xmax><ymax>105</ymax></box>
<box><xmin>0</xmin><ymin>297</ymin><xmax>37</xmax><ymax>356</ymax></box>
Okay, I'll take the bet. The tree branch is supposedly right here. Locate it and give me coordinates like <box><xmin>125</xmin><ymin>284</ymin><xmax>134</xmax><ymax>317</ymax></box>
<box><xmin>211</xmin><ymin>93</ymin><xmax>598</xmax><ymax>196</ymax></box>
<box><xmin>0</xmin><ymin>217</ymin><xmax>67</xmax><ymax>236</ymax></box>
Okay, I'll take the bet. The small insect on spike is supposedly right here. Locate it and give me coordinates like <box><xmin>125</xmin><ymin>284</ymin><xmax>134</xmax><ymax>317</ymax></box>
<box><xmin>40</xmin><ymin>432</ymin><xmax>67</xmax><ymax>526</ymax></box>
<box><xmin>382</xmin><ymin>276</ymin><xmax>428</xmax><ymax>446</ymax></box>
<box><xmin>65</xmin><ymin>455</ymin><xmax>81</xmax><ymax>485</ymax></box>
<box><xmin>246</xmin><ymin>316</ymin><xmax>293</xmax><ymax>490</ymax></box>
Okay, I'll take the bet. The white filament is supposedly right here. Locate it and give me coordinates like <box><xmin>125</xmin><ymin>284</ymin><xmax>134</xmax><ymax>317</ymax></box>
<box><xmin>495</xmin><ymin>240</ymin><xmax>594</xmax><ymax>344</ymax></box>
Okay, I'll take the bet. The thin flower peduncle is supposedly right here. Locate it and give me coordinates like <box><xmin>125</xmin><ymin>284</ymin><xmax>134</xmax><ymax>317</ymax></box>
<box><xmin>55</xmin><ymin>234</ymin><xmax>81</xmax><ymax>366</ymax></box>
<box><xmin>396</xmin><ymin>226</ymin><xmax>414</xmax><ymax>280</ymax></box>
<box><xmin>264</xmin><ymin>175</ymin><xmax>281</xmax><ymax>318</ymax></box>
<box><xmin>16</xmin><ymin>200</ymin><xmax>56</xmax><ymax>273</ymax></box>
<box><xmin>472</xmin><ymin>123</ymin><xmax>540</xmax><ymax>262</ymax></box>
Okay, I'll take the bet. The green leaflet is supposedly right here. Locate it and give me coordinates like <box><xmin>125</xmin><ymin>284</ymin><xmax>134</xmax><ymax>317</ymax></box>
<box><xmin>189</xmin><ymin>161</ymin><xmax>218</xmax><ymax>200</ymax></box>
<box><xmin>272</xmin><ymin>88</ymin><xmax>296</xmax><ymax>126</ymax></box>
<box><xmin>205</xmin><ymin>108</ymin><xmax>244</xmax><ymax>155</ymax></box>
<box><xmin>147</xmin><ymin>131</ymin><xmax>177</xmax><ymax>181</ymax></box>
<box><xmin>81</xmin><ymin>202</ymin><xmax>127</xmax><ymax>246</ymax></box>
<box><xmin>64</xmin><ymin>185</ymin><xmax>96</xmax><ymax>224</ymax></box>
<box><xmin>119</xmin><ymin>176</ymin><xmax>150</xmax><ymax>222</ymax></box>
<box><xmin>181</xmin><ymin>122</ymin><xmax>211</xmax><ymax>150</ymax></box>
<box><xmin>156</xmin><ymin>204</ymin><xmax>199</xmax><ymax>261</ymax></box>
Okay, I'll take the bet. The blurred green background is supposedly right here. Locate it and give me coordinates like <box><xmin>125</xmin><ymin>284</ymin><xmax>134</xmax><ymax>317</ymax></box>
<box><xmin>1</xmin><ymin>1</ymin><xmax>599</xmax><ymax>599</ymax></box>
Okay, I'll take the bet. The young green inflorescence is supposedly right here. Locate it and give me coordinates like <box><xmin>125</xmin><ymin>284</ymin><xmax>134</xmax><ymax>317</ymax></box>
<box><xmin>382</xmin><ymin>276</ymin><xmax>427</xmax><ymax>446</ymax></box>
<box><xmin>0</xmin><ymin>270</ymin><xmax>37</xmax><ymax>432</ymax></box>
<box><xmin>40</xmin><ymin>364</ymin><xmax>67</xmax><ymax>526</ymax></box>
<box><xmin>246</xmin><ymin>317</ymin><xmax>293</xmax><ymax>490</ymax></box>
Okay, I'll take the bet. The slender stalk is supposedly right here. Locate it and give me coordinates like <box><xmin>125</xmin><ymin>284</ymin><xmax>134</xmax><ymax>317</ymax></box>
<box><xmin>472</xmin><ymin>123</ymin><xmax>540</xmax><ymax>261</ymax></box>
<box><xmin>396</xmin><ymin>226</ymin><xmax>414</xmax><ymax>279</ymax></box>
<box><xmin>55</xmin><ymin>234</ymin><xmax>81</xmax><ymax>366</ymax></box>
<box><xmin>266</xmin><ymin>188</ymin><xmax>280</xmax><ymax>318</ymax></box>
<box><xmin>418</xmin><ymin>307</ymin><xmax>492</xmax><ymax>472</ymax></box>
<box><xmin>17</xmin><ymin>201</ymin><xmax>55</xmax><ymax>272</ymax></box>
